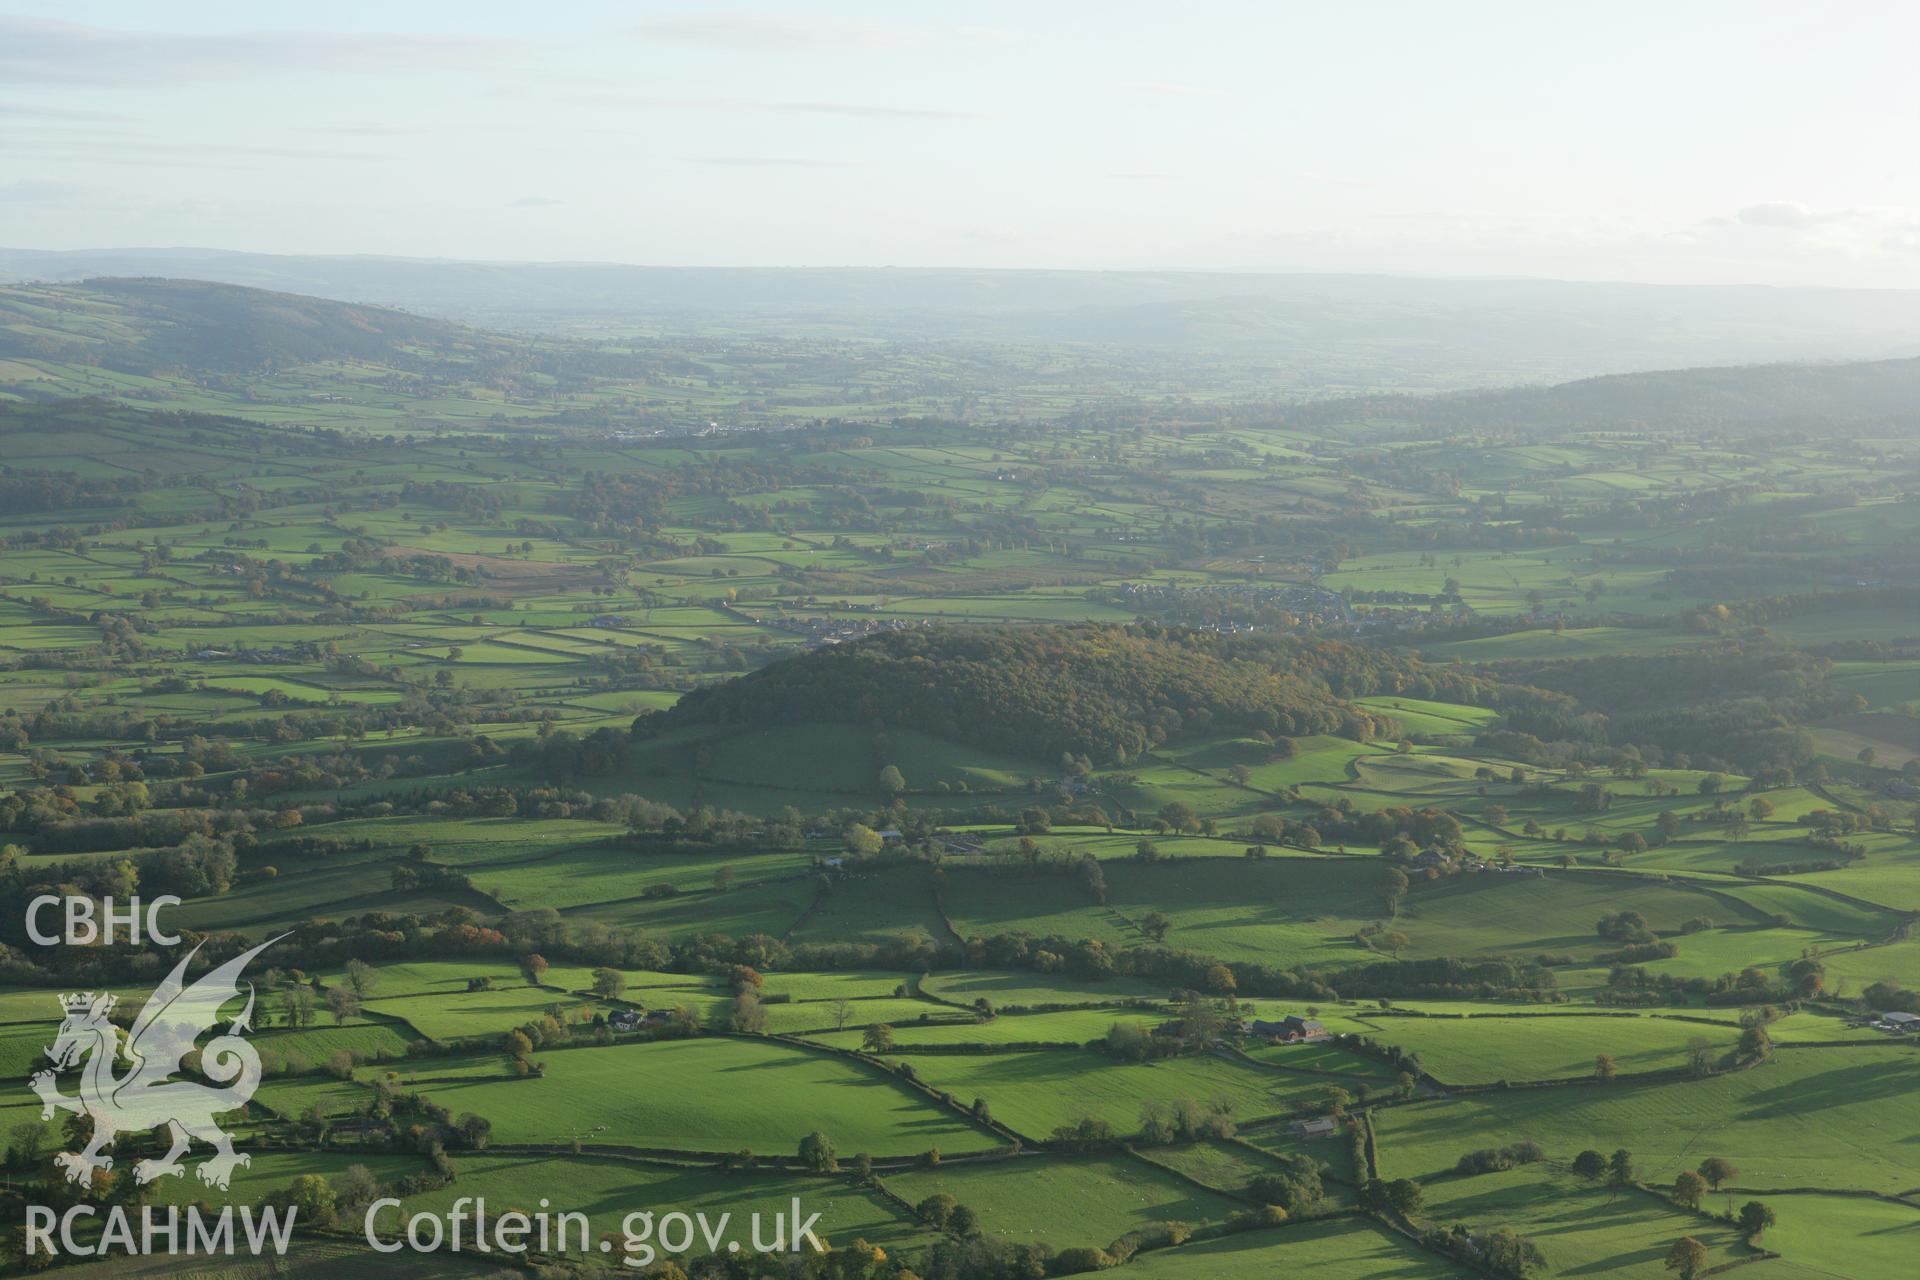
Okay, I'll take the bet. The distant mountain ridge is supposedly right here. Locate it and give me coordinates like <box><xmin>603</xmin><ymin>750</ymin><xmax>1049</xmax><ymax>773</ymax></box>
<box><xmin>1290</xmin><ymin>355</ymin><xmax>1920</xmax><ymax>433</ymax></box>
<box><xmin>0</xmin><ymin>276</ymin><xmax>493</xmax><ymax>375</ymax></box>
<box><xmin>7</xmin><ymin>247</ymin><xmax>1920</xmax><ymax>385</ymax></box>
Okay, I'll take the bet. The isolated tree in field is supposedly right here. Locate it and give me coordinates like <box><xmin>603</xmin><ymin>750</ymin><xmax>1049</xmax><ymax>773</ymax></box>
<box><xmin>1672</xmin><ymin>1170</ymin><xmax>1706</xmax><ymax>1209</ymax></box>
<box><xmin>591</xmin><ymin>967</ymin><xmax>626</xmax><ymax>1000</ymax></box>
<box><xmin>863</xmin><ymin>1023</ymin><xmax>896</xmax><ymax>1053</ymax></box>
<box><xmin>1362</xmin><ymin>1177</ymin><xmax>1423</xmax><ymax>1216</ymax></box>
<box><xmin>1229</xmin><ymin>764</ymin><xmax>1251</xmax><ymax>785</ymax></box>
<box><xmin>915</xmin><ymin>1193</ymin><xmax>957</xmax><ymax>1229</ymax></box>
<box><xmin>1140</xmin><ymin>911</ymin><xmax>1172</xmax><ymax>943</ymax></box>
<box><xmin>1594</xmin><ymin>1053</ymin><xmax>1618</xmax><ymax>1082</ymax></box>
<box><xmin>1572</xmin><ymin>1149</ymin><xmax>1608</xmax><ymax>1181</ymax></box>
<box><xmin>1737</xmin><ymin>1025</ymin><xmax>1772</xmax><ymax>1060</ymax></box>
<box><xmin>1380</xmin><ymin>930</ymin><xmax>1411</xmax><ymax>957</ymax></box>
<box><xmin>878</xmin><ymin>765</ymin><xmax>906</xmax><ymax>795</ymax></box>
<box><xmin>728</xmin><ymin>991</ymin><xmax>767</xmax><ymax>1033</ymax></box>
<box><xmin>281</xmin><ymin>986</ymin><xmax>317</xmax><ymax>1028</ymax></box>
<box><xmin>1179</xmin><ymin>993</ymin><xmax>1222</xmax><ymax>1044</ymax></box>
<box><xmin>1107</xmin><ymin>1021</ymin><xmax>1151</xmax><ymax>1063</ymax></box>
<box><xmin>521</xmin><ymin>953</ymin><xmax>549</xmax><ymax>983</ymax></box>
<box><xmin>278</xmin><ymin>1174</ymin><xmax>338</xmax><ymax>1228</ymax></box>
<box><xmin>947</xmin><ymin>1204</ymin><xmax>980</xmax><ymax>1237</ymax></box>
<box><xmin>798</xmin><ymin>1130</ymin><xmax>837</xmax><ymax>1173</ymax></box>
<box><xmin>827</xmin><ymin>997</ymin><xmax>853</xmax><ymax>1031</ymax></box>
<box><xmin>712</xmin><ymin>866</ymin><xmax>734</xmax><ymax>893</ymax></box>
<box><xmin>1609</xmin><ymin>1148</ymin><xmax>1636</xmax><ymax>1187</ymax></box>
<box><xmin>1686</xmin><ymin>1037</ymin><xmax>1716</xmax><ymax>1077</ymax></box>
<box><xmin>1664</xmin><ymin>1237</ymin><xmax>1707</xmax><ymax>1280</ymax></box>
<box><xmin>332</xmin><ymin>1163</ymin><xmax>381</xmax><ymax>1217</ymax></box>
<box><xmin>1698</xmin><ymin>1157</ymin><xmax>1737</xmax><ymax>1190</ymax></box>
<box><xmin>1737</xmin><ymin>1201</ymin><xmax>1776</xmax><ymax>1241</ymax></box>
<box><xmin>344</xmin><ymin>958</ymin><xmax>378</xmax><ymax>998</ymax></box>
<box><xmin>10</xmin><ymin>1120</ymin><xmax>46</xmax><ymax>1167</ymax></box>
<box><xmin>1748</xmin><ymin>797</ymin><xmax>1774</xmax><ymax>821</ymax></box>
<box><xmin>1383</xmin><ymin>866</ymin><xmax>1410</xmax><ymax>913</ymax></box>
<box><xmin>326</xmin><ymin>987</ymin><xmax>360</xmax><ymax>1026</ymax></box>
<box><xmin>1483</xmin><ymin>803</ymin><xmax>1509</xmax><ymax>826</ymax></box>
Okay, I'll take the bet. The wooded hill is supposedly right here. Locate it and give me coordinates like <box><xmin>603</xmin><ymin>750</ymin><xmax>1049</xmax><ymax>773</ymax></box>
<box><xmin>640</xmin><ymin>625</ymin><xmax>1461</xmax><ymax>764</ymax></box>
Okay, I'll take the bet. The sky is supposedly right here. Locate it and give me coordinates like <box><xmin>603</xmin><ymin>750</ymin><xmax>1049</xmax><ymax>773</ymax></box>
<box><xmin>3</xmin><ymin>1</ymin><xmax>1919</xmax><ymax>287</ymax></box>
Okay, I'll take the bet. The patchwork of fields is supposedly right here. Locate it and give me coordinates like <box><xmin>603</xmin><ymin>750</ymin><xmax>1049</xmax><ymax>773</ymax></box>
<box><xmin>1</xmin><ymin>283</ymin><xmax>1917</xmax><ymax>1277</ymax></box>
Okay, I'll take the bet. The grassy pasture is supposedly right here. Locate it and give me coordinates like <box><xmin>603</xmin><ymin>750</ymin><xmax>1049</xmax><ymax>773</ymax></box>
<box><xmin>1374</xmin><ymin>1045</ymin><xmax>1920</xmax><ymax>1191</ymax></box>
<box><xmin>896</xmin><ymin>1048</ymin><xmax>1301</xmax><ymax>1139</ymax></box>
<box><xmin>404</xmin><ymin>1038</ymin><xmax>1000</xmax><ymax>1155</ymax></box>
<box><xmin>1413</xmin><ymin>1164</ymin><xmax>1760</xmax><ymax>1279</ymax></box>
<box><xmin>1126</xmin><ymin>1216</ymin><xmax>1465</xmax><ymax>1279</ymax></box>
<box><xmin>886</xmin><ymin>1154</ymin><xmax>1242</xmax><ymax>1248</ymax></box>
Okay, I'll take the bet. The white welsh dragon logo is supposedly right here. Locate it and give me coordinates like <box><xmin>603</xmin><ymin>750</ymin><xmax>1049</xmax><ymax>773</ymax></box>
<box><xmin>30</xmin><ymin>936</ymin><xmax>284</xmax><ymax>1191</ymax></box>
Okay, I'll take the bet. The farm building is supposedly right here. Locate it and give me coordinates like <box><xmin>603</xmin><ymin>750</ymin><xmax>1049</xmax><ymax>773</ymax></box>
<box><xmin>1293</xmin><ymin>1116</ymin><xmax>1339</xmax><ymax>1141</ymax></box>
<box><xmin>1251</xmin><ymin>1015</ymin><xmax>1328</xmax><ymax>1043</ymax></box>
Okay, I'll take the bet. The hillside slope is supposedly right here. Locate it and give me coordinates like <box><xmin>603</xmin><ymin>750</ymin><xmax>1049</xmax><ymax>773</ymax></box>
<box><xmin>0</xmin><ymin>277</ymin><xmax>493</xmax><ymax>375</ymax></box>
<box><xmin>1292</xmin><ymin>355</ymin><xmax>1920</xmax><ymax>433</ymax></box>
<box><xmin>642</xmin><ymin>625</ymin><xmax>1443</xmax><ymax>764</ymax></box>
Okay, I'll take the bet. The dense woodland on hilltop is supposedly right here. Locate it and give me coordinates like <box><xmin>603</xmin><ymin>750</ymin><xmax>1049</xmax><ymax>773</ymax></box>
<box><xmin>649</xmin><ymin>626</ymin><xmax>1404</xmax><ymax>763</ymax></box>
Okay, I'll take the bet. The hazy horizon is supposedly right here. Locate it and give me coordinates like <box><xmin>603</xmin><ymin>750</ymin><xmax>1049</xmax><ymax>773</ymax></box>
<box><xmin>7</xmin><ymin>2</ymin><xmax>1920</xmax><ymax>289</ymax></box>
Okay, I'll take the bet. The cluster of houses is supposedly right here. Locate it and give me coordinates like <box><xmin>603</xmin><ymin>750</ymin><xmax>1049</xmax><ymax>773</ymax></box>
<box><xmin>762</xmin><ymin>613</ymin><xmax>933</xmax><ymax>647</ymax></box>
<box><xmin>1411</xmin><ymin>848</ymin><xmax>1546</xmax><ymax>876</ymax></box>
<box><xmin>606</xmin><ymin>1008</ymin><xmax>677</xmax><ymax>1033</ymax></box>
<box><xmin>190</xmin><ymin>646</ymin><xmax>299</xmax><ymax>663</ymax></box>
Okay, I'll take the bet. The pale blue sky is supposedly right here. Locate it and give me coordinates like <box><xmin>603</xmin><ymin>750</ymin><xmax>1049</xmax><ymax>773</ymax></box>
<box><xmin>3</xmin><ymin>2</ymin><xmax>1918</xmax><ymax>285</ymax></box>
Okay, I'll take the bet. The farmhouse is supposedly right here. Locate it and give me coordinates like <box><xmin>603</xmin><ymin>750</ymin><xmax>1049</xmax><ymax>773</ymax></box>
<box><xmin>1879</xmin><ymin>1011</ymin><xmax>1920</xmax><ymax>1033</ymax></box>
<box><xmin>1251</xmin><ymin>1015</ymin><xmax>1328</xmax><ymax>1043</ymax></box>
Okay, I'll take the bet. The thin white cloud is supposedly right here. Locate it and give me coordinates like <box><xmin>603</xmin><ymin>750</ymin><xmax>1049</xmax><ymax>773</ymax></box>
<box><xmin>686</xmin><ymin>156</ymin><xmax>857</xmax><ymax>169</ymax></box>
<box><xmin>0</xmin><ymin>178</ymin><xmax>97</xmax><ymax>203</ymax></box>
<box><xmin>0</xmin><ymin>16</ymin><xmax>519</xmax><ymax>87</ymax></box>
<box><xmin>1737</xmin><ymin>202</ymin><xmax>1835</xmax><ymax>229</ymax></box>
<box><xmin>0</xmin><ymin>134</ymin><xmax>381</xmax><ymax>161</ymax></box>
<box><xmin>508</xmin><ymin>195</ymin><xmax>564</xmax><ymax>207</ymax></box>
<box><xmin>1115</xmin><ymin>81</ymin><xmax>1219</xmax><ymax>98</ymax></box>
<box><xmin>0</xmin><ymin>100</ymin><xmax>130</xmax><ymax>122</ymax></box>
<box><xmin>632</xmin><ymin>11</ymin><xmax>1004</xmax><ymax>54</ymax></box>
<box><xmin>312</xmin><ymin>124</ymin><xmax>429</xmax><ymax>137</ymax></box>
<box><xmin>583</xmin><ymin>94</ymin><xmax>978</xmax><ymax>121</ymax></box>
<box><xmin>1722</xmin><ymin>202</ymin><xmax>1920</xmax><ymax>253</ymax></box>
